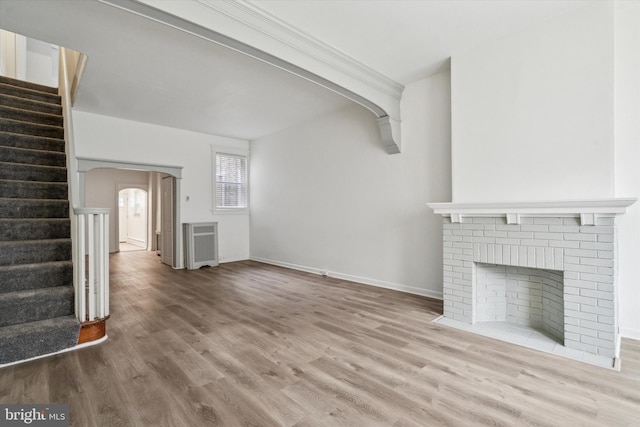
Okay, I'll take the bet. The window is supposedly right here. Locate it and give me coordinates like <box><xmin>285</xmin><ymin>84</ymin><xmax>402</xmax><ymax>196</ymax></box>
<box><xmin>215</xmin><ymin>152</ymin><xmax>248</xmax><ymax>209</ymax></box>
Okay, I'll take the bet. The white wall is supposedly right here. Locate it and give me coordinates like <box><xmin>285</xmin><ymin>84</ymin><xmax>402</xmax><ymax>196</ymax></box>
<box><xmin>73</xmin><ymin>111</ymin><xmax>250</xmax><ymax>262</ymax></box>
<box><xmin>85</xmin><ymin>168</ymin><xmax>149</xmax><ymax>253</ymax></box>
<box><xmin>614</xmin><ymin>1</ymin><xmax>640</xmax><ymax>339</ymax></box>
<box><xmin>451</xmin><ymin>2</ymin><xmax>615</xmax><ymax>202</ymax></box>
<box><xmin>25</xmin><ymin>37</ymin><xmax>57</xmax><ymax>87</ymax></box>
<box><xmin>250</xmin><ymin>72</ymin><xmax>451</xmax><ymax>298</ymax></box>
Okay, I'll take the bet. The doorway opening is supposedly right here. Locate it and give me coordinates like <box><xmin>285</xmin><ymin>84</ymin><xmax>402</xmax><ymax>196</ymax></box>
<box><xmin>118</xmin><ymin>188</ymin><xmax>148</xmax><ymax>252</ymax></box>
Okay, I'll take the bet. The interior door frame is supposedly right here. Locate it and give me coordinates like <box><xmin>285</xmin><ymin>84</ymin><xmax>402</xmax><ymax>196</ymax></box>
<box><xmin>77</xmin><ymin>157</ymin><xmax>184</xmax><ymax>269</ymax></box>
<box><xmin>116</xmin><ymin>184</ymin><xmax>149</xmax><ymax>251</ymax></box>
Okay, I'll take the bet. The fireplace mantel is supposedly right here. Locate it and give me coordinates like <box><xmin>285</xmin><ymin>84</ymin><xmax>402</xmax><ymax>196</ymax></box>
<box><xmin>428</xmin><ymin>198</ymin><xmax>636</xmax><ymax>225</ymax></box>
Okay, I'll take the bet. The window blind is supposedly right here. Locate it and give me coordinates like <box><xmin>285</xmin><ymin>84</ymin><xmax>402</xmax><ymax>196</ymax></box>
<box><xmin>215</xmin><ymin>153</ymin><xmax>248</xmax><ymax>208</ymax></box>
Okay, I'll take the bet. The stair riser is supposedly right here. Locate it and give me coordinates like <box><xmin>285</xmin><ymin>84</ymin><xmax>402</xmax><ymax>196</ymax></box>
<box><xmin>0</xmin><ymin>200</ymin><xmax>68</xmax><ymax>219</ymax></box>
<box><xmin>0</xmin><ymin>118</ymin><xmax>63</xmax><ymax>139</ymax></box>
<box><xmin>0</xmin><ymin>94</ymin><xmax>62</xmax><ymax>116</ymax></box>
<box><xmin>0</xmin><ymin>146</ymin><xmax>66</xmax><ymax>167</ymax></box>
<box><xmin>0</xmin><ymin>240</ymin><xmax>71</xmax><ymax>266</ymax></box>
<box><xmin>0</xmin><ymin>106</ymin><xmax>63</xmax><ymax>127</ymax></box>
<box><xmin>0</xmin><ymin>181</ymin><xmax>68</xmax><ymax>199</ymax></box>
<box><xmin>0</xmin><ymin>83</ymin><xmax>60</xmax><ymax>105</ymax></box>
<box><xmin>0</xmin><ymin>286</ymin><xmax>74</xmax><ymax>328</ymax></box>
<box><xmin>0</xmin><ymin>163</ymin><xmax>67</xmax><ymax>182</ymax></box>
<box><xmin>0</xmin><ymin>75</ymin><xmax>58</xmax><ymax>95</ymax></box>
<box><xmin>0</xmin><ymin>261</ymin><xmax>73</xmax><ymax>293</ymax></box>
<box><xmin>0</xmin><ymin>132</ymin><xmax>64</xmax><ymax>152</ymax></box>
<box><xmin>0</xmin><ymin>220</ymin><xmax>70</xmax><ymax>241</ymax></box>
<box><xmin>0</xmin><ymin>315</ymin><xmax>80</xmax><ymax>365</ymax></box>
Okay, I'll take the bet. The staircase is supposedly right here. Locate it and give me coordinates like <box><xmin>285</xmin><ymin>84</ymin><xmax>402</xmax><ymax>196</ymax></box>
<box><xmin>0</xmin><ymin>75</ymin><xmax>80</xmax><ymax>365</ymax></box>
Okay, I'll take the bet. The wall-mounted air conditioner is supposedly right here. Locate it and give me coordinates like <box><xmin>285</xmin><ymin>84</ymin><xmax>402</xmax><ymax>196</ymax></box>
<box><xmin>183</xmin><ymin>222</ymin><xmax>218</xmax><ymax>270</ymax></box>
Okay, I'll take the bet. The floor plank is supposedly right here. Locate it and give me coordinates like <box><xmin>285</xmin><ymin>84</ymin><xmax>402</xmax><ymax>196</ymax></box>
<box><xmin>1</xmin><ymin>250</ymin><xmax>639</xmax><ymax>426</ymax></box>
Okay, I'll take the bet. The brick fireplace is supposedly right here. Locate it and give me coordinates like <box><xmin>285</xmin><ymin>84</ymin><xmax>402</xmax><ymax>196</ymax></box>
<box><xmin>428</xmin><ymin>200</ymin><xmax>636</xmax><ymax>364</ymax></box>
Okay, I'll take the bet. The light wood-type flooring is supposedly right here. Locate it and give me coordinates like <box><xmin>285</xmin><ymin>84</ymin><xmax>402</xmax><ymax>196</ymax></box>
<box><xmin>1</xmin><ymin>250</ymin><xmax>639</xmax><ymax>426</ymax></box>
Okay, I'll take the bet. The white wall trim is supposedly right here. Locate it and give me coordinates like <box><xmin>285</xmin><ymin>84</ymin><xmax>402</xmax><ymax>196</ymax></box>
<box><xmin>620</xmin><ymin>328</ymin><xmax>640</xmax><ymax>341</ymax></box>
<box><xmin>100</xmin><ymin>0</ymin><xmax>403</xmax><ymax>153</ymax></box>
<box><xmin>250</xmin><ymin>256</ymin><xmax>443</xmax><ymax>301</ymax></box>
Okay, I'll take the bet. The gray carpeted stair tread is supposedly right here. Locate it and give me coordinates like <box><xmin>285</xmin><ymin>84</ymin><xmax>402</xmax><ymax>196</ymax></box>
<box><xmin>0</xmin><ymin>218</ymin><xmax>70</xmax><ymax>241</ymax></box>
<box><xmin>0</xmin><ymin>285</ymin><xmax>74</xmax><ymax>328</ymax></box>
<box><xmin>0</xmin><ymin>75</ymin><xmax>58</xmax><ymax>95</ymax></box>
<box><xmin>0</xmin><ymin>162</ymin><xmax>67</xmax><ymax>182</ymax></box>
<box><xmin>0</xmin><ymin>145</ymin><xmax>66</xmax><ymax>167</ymax></box>
<box><xmin>0</xmin><ymin>239</ymin><xmax>71</xmax><ymax>266</ymax></box>
<box><xmin>0</xmin><ymin>179</ymin><xmax>68</xmax><ymax>199</ymax></box>
<box><xmin>0</xmin><ymin>198</ymin><xmax>69</xmax><ymax>218</ymax></box>
<box><xmin>0</xmin><ymin>315</ymin><xmax>80</xmax><ymax>365</ymax></box>
<box><xmin>0</xmin><ymin>117</ymin><xmax>63</xmax><ymax>139</ymax></box>
<box><xmin>0</xmin><ymin>105</ymin><xmax>63</xmax><ymax>127</ymax></box>
<box><xmin>0</xmin><ymin>83</ymin><xmax>60</xmax><ymax>105</ymax></box>
<box><xmin>0</xmin><ymin>132</ymin><xmax>64</xmax><ymax>152</ymax></box>
<box><xmin>0</xmin><ymin>261</ymin><xmax>72</xmax><ymax>293</ymax></box>
<box><xmin>0</xmin><ymin>93</ymin><xmax>62</xmax><ymax>116</ymax></box>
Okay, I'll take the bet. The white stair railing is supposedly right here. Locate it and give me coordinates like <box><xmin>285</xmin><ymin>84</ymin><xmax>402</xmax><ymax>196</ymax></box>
<box><xmin>59</xmin><ymin>47</ymin><xmax>110</xmax><ymax>326</ymax></box>
<box><xmin>74</xmin><ymin>208</ymin><xmax>110</xmax><ymax>322</ymax></box>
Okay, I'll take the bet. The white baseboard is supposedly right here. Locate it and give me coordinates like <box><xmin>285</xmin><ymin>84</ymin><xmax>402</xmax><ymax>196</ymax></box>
<box><xmin>620</xmin><ymin>327</ymin><xmax>640</xmax><ymax>341</ymax></box>
<box><xmin>250</xmin><ymin>256</ymin><xmax>443</xmax><ymax>300</ymax></box>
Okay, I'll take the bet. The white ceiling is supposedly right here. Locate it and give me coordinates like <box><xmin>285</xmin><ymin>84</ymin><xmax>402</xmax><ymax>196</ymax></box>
<box><xmin>0</xmin><ymin>0</ymin><xmax>594</xmax><ymax>141</ymax></box>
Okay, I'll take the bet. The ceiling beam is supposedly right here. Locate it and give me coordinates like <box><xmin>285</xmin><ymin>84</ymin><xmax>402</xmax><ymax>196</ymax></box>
<box><xmin>99</xmin><ymin>0</ymin><xmax>404</xmax><ymax>153</ymax></box>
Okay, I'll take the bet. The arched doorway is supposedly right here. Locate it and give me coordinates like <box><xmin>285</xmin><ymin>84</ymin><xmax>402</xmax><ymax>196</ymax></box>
<box><xmin>118</xmin><ymin>187</ymin><xmax>148</xmax><ymax>252</ymax></box>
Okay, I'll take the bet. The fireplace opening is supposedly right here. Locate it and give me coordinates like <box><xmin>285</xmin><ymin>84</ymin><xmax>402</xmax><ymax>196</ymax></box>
<box><xmin>475</xmin><ymin>263</ymin><xmax>564</xmax><ymax>343</ymax></box>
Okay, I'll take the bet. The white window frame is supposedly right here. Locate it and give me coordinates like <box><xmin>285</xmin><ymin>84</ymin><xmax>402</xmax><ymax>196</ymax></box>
<box><xmin>212</xmin><ymin>145</ymin><xmax>250</xmax><ymax>214</ymax></box>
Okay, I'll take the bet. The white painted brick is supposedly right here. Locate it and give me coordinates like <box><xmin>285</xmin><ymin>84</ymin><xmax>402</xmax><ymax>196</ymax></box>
<box><xmin>461</xmin><ymin>223</ymin><xmax>487</xmax><ymax>230</ymax></box>
<box><xmin>564</xmin><ymin>301</ymin><xmax>580</xmax><ymax>311</ymax></box>
<box><xmin>580</xmin><ymin>241</ymin><xmax>614</xmax><ymax>251</ymax></box>
<box><xmin>580</xmin><ymin>289</ymin><xmax>613</xmax><ymax>301</ymax></box>
<box><xmin>565</xmin><ymin>248</ymin><xmax>597</xmax><ymax>258</ymax></box>
<box><xmin>443</xmin><ymin>234</ymin><xmax>463</xmax><ymax>242</ymax></box>
<box><xmin>534</xmin><ymin>232</ymin><xmax>560</xmax><ymax>240</ymax></box>
<box><xmin>580</xmin><ymin>335</ymin><xmax>614</xmax><ymax>349</ymax></box>
<box><xmin>472</xmin><ymin>217</ymin><xmax>497</xmax><ymax>224</ymax></box>
<box><xmin>598</xmin><ymin>250</ymin><xmax>614</xmax><ymax>259</ymax></box>
<box><xmin>563</xmin><ymin>217</ymin><xmax>581</xmax><ymax>226</ymax></box>
<box><xmin>597</xmin><ymin>234</ymin><xmax>614</xmax><ymax>243</ymax></box>
<box><xmin>452</xmin><ymin>242</ymin><xmax>474</xmax><ymax>249</ymax></box>
<box><xmin>564</xmin><ymin>278</ymin><xmax>597</xmax><ymax>290</ymax></box>
<box><xmin>598</xmin><ymin>331</ymin><xmax>615</xmax><ymax>341</ymax></box>
<box><xmin>564</xmin><ymin>233</ymin><xmax>597</xmax><ymax>241</ymax></box>
<box><xmin>520</xmin><ymin>239</ymin><xmax>550</xmax><ymax>247</ymax></box>
<box><xmin>496</xmin><ymin>238</ymin><xmax>521</xmax><ymax>245</ymax></box>
<box><xmin>565</xmin><ymin>332</ymin><xmax>581</xmax><ymax>342</ymax></box>
<box><xmin>580</xmin><ymin>319</ymin><xmax>615</xmax><ymax>333</ymax></box>
<box><xmin>473</xmin><ymin>230</ymin><xmax>484</xmax><ymax>237</ymax></box>
<box><xmin>535</xmin><ymin>247</ymin><xmax>545</xmax><ymax>268</ymax></box>
<box><xmin>484</xmin><ymin>230</ymin><xmax>508</xmax><ymax>238</ymax></box>
<box><xmin>579</xmin><ymin>225</ymin><xmax>614</xmax><ymax>235</ymax></box>
<box><xmin>554</xmin><ymin>248</ymin><xmax>564</xmax><ymax>270</ymax></box>
<box><xmin>487</xmin><ymin>246</ymin><xmax>495</xmax><ymax>264</ymax></box>
<box><xmin>462</xmin><ymin>236</ymin><xmax>474</xmax><ymax>242</ymax></box>
<box><xmin>522</xmin><ymin>225</ymin><xmax>550</xmax><ymax>232</ymax></box>
<box><xmin>453</xmin><ymin>229</ymin><xmax>474</xmax><ymax>236</ymax></box>
<box><xmin>565</xmin><ymin>324</ymin><xmax>596</xmax><ymax>336</ymax></box>
<box><xmin>580</xmin><ymin>273</ymin><xmax>613</xmax><ymax>284</ymax></box>
<box><xmin>494</xmin><ymin>245</ymin><xmax>503</xmax><ymax>265</ymax></box>
<box><xmin>479</xmin><ymin>244</ymin><xmax>488</xmax><ymax>263</ymax></box>
<box><xmin>564</xmin><ymin>263</ymin><xmax>598</xmax><ymax>274</ymax></box>
<box><xmin>597</xmin><ymin>283</ymin><xmax>614</xmax><ymax>293</ymax></box>
<box><xmin>581</xmin><ymin>305</ymin><xmax>614</xmax><ymax>317</ymax></box>
<box><xmin>508</xmin><ymin>231</ymin><xmax>534</xmax><ymax>239</ymax></box>
<box><xmin>565</xmin><ymin>340</ymin><xmax>598</xmax><ymax>354</ymax></box>
<box><xmin>564</xmin><ymin>256</ymin><xmax>580</xmax><ymax>264</ymax></box>
<box><xmin>580</xmin><ymin>257</ymin><xmax>613</xmax><ymax>268</ymax></box>
<box><xmin>544</xmin><ymin>247</ymin><xmax>554</xmax><ymax>269</ymax></box>
<box><xmin>597</xmin><ymin>217</ymin><xmax>615</xmax><ymax>226</ymax></box>
<box><xmin>549</xmin><ymin>225</ymin><xmax>580</xmax><ymax>233</ymax></box>
<box><xmin>533</xmin><ymin>217</ymin><xmax>563</xmax><ymax>225</ymax></box>
<box><xmin>549</xmin><ymin>240</ymin><xmax>580</xmax><ymax>249</ymax></box>
<box><xmin>565</xmin><ymin>309</ymin><xmax>598</xmax><ymax>321</ymax></box>
<box><xmin>527</xmin><ymin>247</ymin><xmax>536</xmax><ymax>268</ymax></box>
<box><xmin>565</xmin><ymin>294</ymin><xmax>597</xmax><ymax>306</ymax></box>
<box><xmin>474</xmin><ymin>236</ymin><xmax>496</xmax><ymax>244</ymax></box>
<box><xmin>496</xmin><ymin>224</ymin><xmax>521</xmax><ymax>231</ymax></box>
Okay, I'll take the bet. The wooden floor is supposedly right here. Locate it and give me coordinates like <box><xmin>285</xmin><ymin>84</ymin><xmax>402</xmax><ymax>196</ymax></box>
<box><xmin>1</xmin><ymin>251</ymin><xmax>639</xmax><ymax>426</ymax></box>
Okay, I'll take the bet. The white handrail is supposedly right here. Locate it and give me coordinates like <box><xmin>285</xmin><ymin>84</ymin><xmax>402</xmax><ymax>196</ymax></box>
<box><xmin>59</xmin><ymin>47</ymin><xmax>110</xmax><ymax>325</ymax></box>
